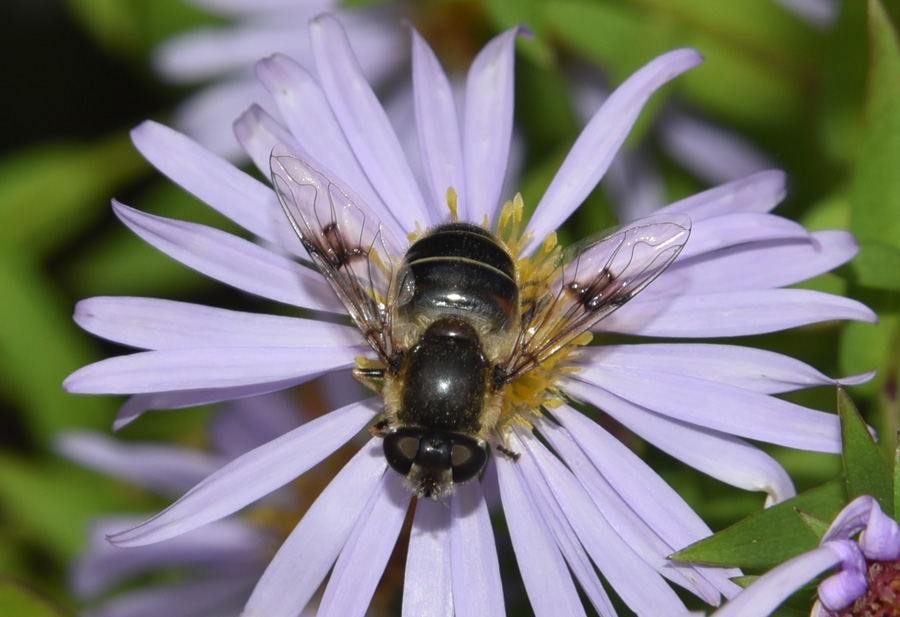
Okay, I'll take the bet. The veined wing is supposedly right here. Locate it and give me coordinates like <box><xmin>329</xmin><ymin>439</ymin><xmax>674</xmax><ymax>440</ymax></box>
<box><xmin>498</xmin><ymin>212</ymin><xmax>691</xmax><ymax>384</ymax></box>
<box><xmin>270</xmin><ymin>144</ymin><xmax>404</xmax><ymax>365</ymax></box>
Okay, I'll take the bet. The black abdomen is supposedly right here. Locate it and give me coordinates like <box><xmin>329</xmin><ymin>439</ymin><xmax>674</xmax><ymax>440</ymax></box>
<box><xmin>396</xmin><ymin>223</ymin><xmax>518</xmax><ymax>331</ymax></box>
<box><xmin>399</xmin><ymin>318</ymin><xmax>489</xmax><ymax>433</ymax></box>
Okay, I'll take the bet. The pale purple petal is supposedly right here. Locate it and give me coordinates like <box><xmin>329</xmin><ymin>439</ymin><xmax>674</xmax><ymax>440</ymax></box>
<box><xmin>527</xmin><ymin>48</ymin><xmax>704</xmax><ymax>244</ymax></box>
<box><xmin>243</xmin><ymin>439</ymin><xmax>387</xmax><ymax>617</ymax></box>
<box><xmin>816</xmin><ymin>540</ymin><xmax>868</xmax><ymax>612</ymax></box>
<box><xmin>712</xmin><ymin>546</ymin><xmax>842</xmax><ymax>617</ymax></box>
<box><xmin>403</xmin><ymin>498</ymin><xmax>452</xmax><ymax>617</ymax></box>
<box><xmin>112</xmin><ymin>201</ymin><xmax>342</xmax><ymax>313</ymax></box>
<box><xmin>109</xmin><ymin>399</ymin><xmax>377</xmax><ymax>546</ymax></box>
<box><xmin>55</xmin><ymin>431</ymin><xmax>221</xmax><ymax>496</ymax></box>
<box><xmin>153</xmin><ymin>23</ymin><xmax>312</xmax><ymax>83</ymax></box>
<box><xmin>317</xmin><ymin>473</ymin><xmax>412</xmax><ymax>617</ymax></box>
<box><xmin>462</xmin><ymin>27</ymin><xmax>521</xmax><ymax>225</ymax></box>
<box><xmin>310</xmin><ymin>14</ymin><xmax>432</xmax><ymax>227</ymax></box>
<box><xmin>658</xmin><ymin>108</ymin><xmax>774</xmax><ymax>186</ymax></box>
<box><xmin>74</xmin><ymin>297</ymin><xmax>359</xmax><ymax>351</ymax></box>
<box><xmin>822</xmin><ymin>496</ymin><xmax>900</xmax><ymax>561</ymax></box>
<box><xmin>495</xmin><ymin>456</ymin><xmax>588</xmax><ymax>617</ymax></box>
<box><xmin>84</xmin><ymin>575</ymin><xmax>254</xmax><ymax>617</ymax></box>
<box><xmin>548</xmin><ymin>405</ymin><xmax>776</xmax><ymax>550</ymax></box>
<box><xmin>563</xmin><ymin>387</ymin><xmax>796</xmax><ymax>503</ymax></box>
<box><xmin>676</xmin><ymin>213</ymin><xmax>810</xmax><ymax>261</ymax></box>
<box><xmin>411</xmin><ymin>28</ymin><xmax>466</xmax><ymax>220</ymax></box>
<box><xmin>513</xmin><ymin>429</ymin><xmax>688</xmax><ymax>616</ymax></box>
<box><xmin>64</xmin><ymin>345</ymin><xmax>360</xmax><ymax>395</ymax></box>
<box><xmin>575</xmin><ymin>343</ymin><xmax>869</xmax><ymax>395</ymax></box>
<box><xmin>253</xmin><ymin>54</ymin><xmax>403</xmax><ymax>233</ymax></box>
<box><xmin>112</xmin><ymin>376</ymin><xmax>315</xmax><ymax>430</ymax></box>
<box><xmin>515</xmin><ymin>461</ymin><xmax>618</xmax><ymax>617</ymax></box>
<box><xmin>646</xmin><ymin>230</ymin><xmax>861</xmax><ymax>297</ymax></box>
<box><xmin>775</xmin><ymin>0</ymin><xmax>840</xmax><ymax>29</ymax></box>
<box><xmin>450</xmin><ymin>480</ymin><xmax>505</xmax><ymax>617</ymax></box>
<box><xmin>75</xmin><ymin>516</ymin><xmax>263</xmax><ymax>597</ymax></box>
<box><xmin>536</xmin><ymin>414</ymin><xmax>741</xmax><ymax>600</ymax></box>
<box><xmin>233</xmin><ymin>102</ymin><xmax>298</xmax><ymax>177</ymax></box>
<box><xmin>209</xmin><ymin>391</ymin><xmax>305</xmax><ymax>459</ymax></box>
<box><xmin>571</xmin><ymin>366</ymin><xmax>842</xmax><ymax>452</ymax></box>
<box><xmin>600</xmin><ymin>289</ymin><xmax>877</xmax><ymax>338</ymax></box>
<box><xmin>604</xmin><ymin>146</ymin><xmax>668</xmax><ymax>221</ymax></box>
<box><xmin>130</xmin><ymin>121</ymin><xmax>300</xmax><ymax>253</ymax></box>
<box><xmin>658</xmin><ymin>170</ymin><xmax>787</xmax><ymax>220</ymax></box>
<box><xmin>175</xmin><ymin>78</ymin><xmax>276</xmax><ymax>162</ymax></box>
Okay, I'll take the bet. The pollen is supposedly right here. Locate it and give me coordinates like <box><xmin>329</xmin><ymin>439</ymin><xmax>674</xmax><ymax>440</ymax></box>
<box><xmin>491</xmin><ymin>195</ymin><xmax>592</xmax><ymax>439</ymax></box>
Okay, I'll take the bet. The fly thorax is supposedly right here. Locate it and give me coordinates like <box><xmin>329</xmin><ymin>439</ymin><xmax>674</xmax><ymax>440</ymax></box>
<box><xmin>394</xmin><ymin>222</ymin><xmax>519</xmax><ymax>334</ymax></box>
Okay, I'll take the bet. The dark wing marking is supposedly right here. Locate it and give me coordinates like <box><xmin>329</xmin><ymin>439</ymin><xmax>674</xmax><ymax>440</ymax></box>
<box><xmin>270</xmin><ymin>144</ymin><xmax>404</xmax><ymax>365</ymax></box>
<box><xmin>497</xmin><ymin>212</ymin><xmax>691</xmax><ymax>385</ymax></box>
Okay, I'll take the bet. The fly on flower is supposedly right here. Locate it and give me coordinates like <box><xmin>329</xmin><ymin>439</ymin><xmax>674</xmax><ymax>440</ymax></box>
<box><xmin>270</xmin><ymin>147</ymin><xmax>691</xmax><ymax>499</ymax></box>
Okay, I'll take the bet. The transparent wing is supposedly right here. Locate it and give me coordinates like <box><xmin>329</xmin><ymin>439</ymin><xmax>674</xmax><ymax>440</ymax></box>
<box><xmin>498</xmin><ymin>212</ymin><xmax>691</xmax><ymax>384</ymax></box>
<box><xmin>270</xmin><ymin>144</ymin><xmax>404</xmax><ymax>364</ymax></box>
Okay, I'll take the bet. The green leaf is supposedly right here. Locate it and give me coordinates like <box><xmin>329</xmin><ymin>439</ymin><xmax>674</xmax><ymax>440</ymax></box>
<box><xmin>849</xmin><ymin>0</ymin><xmax>900</xmax><ymax>255</ymax></box>
<box><xmin>0</xmin><ymin>249</ymin><xmax>115</xmax><ymax>443</ymax></box>
<box><xmin>795</xmin><ymin>509</ymin><xmax>831</xmax><ymax>539</ymax></box>
<box><xmin>0</xmin><ymin>577</ymin><xmax>75</xmax><ymax>617</ymax></box>
<box><xmin>839</xmin><ymin>385</ymin><xmax>894</xmax><ymax>515</ymax></box>
<box><xmin>671</xmin><ymin>481</ymin><xmax>846</xmax><ymax>569</ymax></box>
<box><xmin>64</xmin><ymin>0</ymin><xmax>216</xmax><ymax>59</ymax></box>
<box><xmin>0</xmin><ymin>135</ymin><xmax>147</xmax><ymax>255</ymax></box>
<box><xmin>851</xmin><ymin>242</ymin><xmax>900</xmax><ymax>291</ymax></box>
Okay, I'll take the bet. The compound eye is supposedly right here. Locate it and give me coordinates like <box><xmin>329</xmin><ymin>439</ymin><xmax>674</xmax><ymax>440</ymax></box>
<box><xmin>383</xmin><ymin>429</ymin><xmax>420</xmax><ymax>476</ymax></box>
<box><xmin>450</xmin><ymin>437</ymin><xmax>489</xmax><ymax>484</ymax></box>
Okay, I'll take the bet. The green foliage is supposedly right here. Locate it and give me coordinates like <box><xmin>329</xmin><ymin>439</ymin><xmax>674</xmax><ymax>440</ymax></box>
<box><xmin>839</xmin><ymin>385</ymin><xmax>894</xmax><ymax>515</ymax></box>
<box><xmin>671</xmin><ymin>481</ymin><xmax>846</xmax><ymax>569</ymax></box>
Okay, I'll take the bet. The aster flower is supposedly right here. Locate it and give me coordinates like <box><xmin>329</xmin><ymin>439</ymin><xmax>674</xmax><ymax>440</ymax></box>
<box><xmin>154</xmin><ymin>0</ymin><xmax>406</xmax><ymax>159</ymax></box>
<box><xmin>65</xmin><ymin>14</ymin><xmax>876</xmax><ymax>617</ymax></box>
<box><xmin>708</xmin><ymin>495</ymin><xmax>900</xmax><ymax>617</ymax></box>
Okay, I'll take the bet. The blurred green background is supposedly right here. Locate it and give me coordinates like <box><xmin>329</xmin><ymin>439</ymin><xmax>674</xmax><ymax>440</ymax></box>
<box><xmin>1</xmin><ymin>0</ymin><xmax>898</xmax><ymax>614</ymax></box>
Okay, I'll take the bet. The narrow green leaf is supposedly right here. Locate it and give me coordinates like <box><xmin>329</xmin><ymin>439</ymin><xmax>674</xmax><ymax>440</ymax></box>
<box><xmin>839</xmin><ymin>385</ymin><xmax>894</xmax><ymax>515</ymax></box>
<box><xmin>795</xmin><ymin>509</ymin><xmax>830</xmax><ymax>539</ymax></box>
<box><xmin>849</xmin><ymin>0</ymin><xmax>900</xmax><ymax>253</ymax></box>
<box><xmin>0</xmin><ymin>577</ymin><xmax>75</xmax><ymax>617</ymax></box>
<box><xmin>671</xmin><ymin>481</ymin><xmax>846</xmax><ymax>569</ymax></box>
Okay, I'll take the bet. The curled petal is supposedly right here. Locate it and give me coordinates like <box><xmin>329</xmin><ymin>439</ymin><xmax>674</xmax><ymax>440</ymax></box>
<box><xmin>817</xmin><ymin>540</ymin><xmax>868</xmax><ymax>612</ymax></box>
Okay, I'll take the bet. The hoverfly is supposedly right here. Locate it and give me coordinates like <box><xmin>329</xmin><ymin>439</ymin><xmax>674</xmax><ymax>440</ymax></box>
<box><xmin>271</xmin><ymin>145</ymin><xmax>690</xmax><ymax>499</ymax></box>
